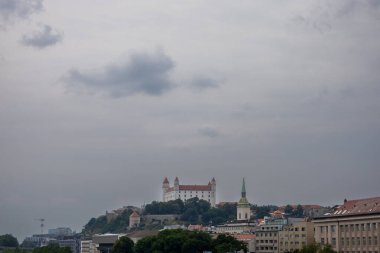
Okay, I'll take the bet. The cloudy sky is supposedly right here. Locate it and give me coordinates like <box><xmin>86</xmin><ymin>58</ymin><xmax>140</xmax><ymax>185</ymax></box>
<box><xmin>1</xmin><ymin>0</ymin><xmax>380</xmax><ymax>240</ymax></box>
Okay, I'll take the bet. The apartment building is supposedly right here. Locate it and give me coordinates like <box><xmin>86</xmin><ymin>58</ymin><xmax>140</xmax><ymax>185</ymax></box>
<box><xmin>255</xmin><ymin>217</ymin><xmax>288</xmax><ymax>253</ymax></box>
<box><xmin>313</xmin><ymin>197</ymin><xmax>380</xmax><ymax>253</ymax></box>
<box><xmin>279</xmin><ymin>219</ymin><xmax>314</xmax><ymax>253</ymax></box>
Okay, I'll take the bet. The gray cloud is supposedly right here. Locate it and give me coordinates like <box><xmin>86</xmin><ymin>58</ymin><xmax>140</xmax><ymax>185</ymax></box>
<box><xmin>0</xmin><ymin>0</ymin><xmax>42</xmax><ymax>24</ymax></box>
<box><xmin>64</xmin><ymin>50</ymin><xmax>175</xmax><ymax>98</ymax></box>
<box><xmin>21</xmin><ymin>25</ymin><xmax>62</xmax><ymax>48</ymax></box>
<box><xmin>293</xmin><ymin>0</ymin><xmax>380</xmax><ymax>33</ymax></box>
<box><xmin>197</xmin><ymin>126</ymin><xmax>220</xmax><ymax>138</ymax></box>
<box><xmin>190</xmin><ymin>75</ymin><xmax>221</xmax><ymax>91</ymax></box>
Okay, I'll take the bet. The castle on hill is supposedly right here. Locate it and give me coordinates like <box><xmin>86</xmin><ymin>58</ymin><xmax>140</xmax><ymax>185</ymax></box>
<box><xmin>162</xmin><ymin>177</ymin><xmax>216</xmax><ymax>207</ymax></box>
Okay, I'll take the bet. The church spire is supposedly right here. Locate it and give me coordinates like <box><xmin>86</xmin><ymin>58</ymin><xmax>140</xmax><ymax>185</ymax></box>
<box><xmin>241</xmin><ymin>177</ymin><xmax>246</xmax><ymax>198</ymax></box>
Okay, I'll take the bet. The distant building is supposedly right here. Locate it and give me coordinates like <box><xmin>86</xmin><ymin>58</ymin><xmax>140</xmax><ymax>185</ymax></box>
<box><xmin>92</xmin><ymin>234</ymin><xmax>125</xmax><ymax>253</ymax></box>
<box><xmin>80</xmin><ymin>240</ymin><xmax>95</xmax><ymax>253</ymax></box>
<box><xmin>48</xmin><ymin>227</ymin><xmax>73</xmax><ymax>236</ymax></box>
<box><xmin>162</xmin><ymin>177</ymin><xmax>216</xmax><ymax>207</ymax></box>
<box><xmin>313</xmin><ymin>196</ymin><xmax>380</xmax><ymax>253</ymax></box>
<box><xmin>49</xmin><ymin>239</ymin><xmax>80</xmax><ymax>253</ymax></box>
<box><xmin>237</xmin><ymin>178</ymin><xmax>251</xmax><ymax>221</ymax></box>
<box><xmin>255</xmin><ymin>217</ymin><xmax>288</xmax><ymax>253</ymax></box>
<box><xmin>129</xmin><ymin>211</ymin><xmax>140</xmax><ymax>228</ymax></box>
<box><xmin>278</xmin><ymin>219</ymin><xmax>314</xmax><ymax>253</ymax></box>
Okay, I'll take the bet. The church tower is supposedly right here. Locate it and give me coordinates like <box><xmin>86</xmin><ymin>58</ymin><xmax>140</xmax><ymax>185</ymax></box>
<box><xmin>237</xmin><ymin>178</ymin><xmax>251</xmax><ymax>221</ymax></box>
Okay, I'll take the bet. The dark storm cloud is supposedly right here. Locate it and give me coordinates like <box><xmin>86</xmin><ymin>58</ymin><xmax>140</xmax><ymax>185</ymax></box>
<box><xmin>21</xmin><ymin>25</ymin><xmax>62</xmax><ymax>48</ymax></box>
<box><xmin>190</xmin><ymin>75</ymin><xmax>220</xmax><ymax>91</ymax></box>
<box><xmin>197</xmin><ymin>126</ymin><xmax>220</xmax><ymax>138</ymax></box>
<box><xmin>64</xmin><ymin>50</ymin><xmax>175</xmax><ymax>98</ymax></box>
<box><xmin>0</xmin><ymin>0</ymin><xmax>42</xmax><ymax>23</ymax></box>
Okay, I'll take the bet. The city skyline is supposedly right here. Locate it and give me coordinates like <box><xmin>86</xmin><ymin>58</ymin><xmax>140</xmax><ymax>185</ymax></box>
<box><xmin>1</xmin><ymin>0</ymin><xmax>380</xmax><ymax>241</ymax></box>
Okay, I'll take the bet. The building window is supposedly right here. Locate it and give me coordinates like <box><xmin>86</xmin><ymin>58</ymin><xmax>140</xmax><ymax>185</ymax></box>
<box><xmin>302</xmin><ymin>227</ymin><xmax>305</xmax><ymax>231</ymax></box>
<box><xmin>368</xmin><ymin>237</ymin><xmax>372</xmax><ymax>245</ymax></box>
<box><xmin>361</xmin><ymin>224</ymin><xmax>365</xmax><ymax>231</ymax></box>
<box><xmin>363</xmin><ymin>237</ymin><xmax>366</xmax><ymax>245</ymax></box>
<box><xmin>374</xmin><ymin>237</ymin><xmax>378</xmax><ymax>245</ymax></box>
<box><xmin>357</xmin><ymin>237</ymin><xmax>360</xmax><ymax>246</ymax></box>
<box><xmin>321</xmin><ymin>238</ymin><xmax>325</xmax><ymax>245</ymax></box>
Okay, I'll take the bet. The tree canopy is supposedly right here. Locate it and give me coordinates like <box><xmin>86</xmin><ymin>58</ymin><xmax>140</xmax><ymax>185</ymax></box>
<box><xmin>134</xmin><ymin>229</ymin><xmax>246</xmax><ymax>253</ymax></box>
<box><xmin>32</xmin><ymin>244</ymin><xmax>71</xmax><ymax>253</ymax></box>
<box><xmin>112</xmin><ymin>236</ymin><xmax>134</xmax><ymax>253</ymax></box>
<box><xmin>82</xmin><ymin>209</ymin><xmax>133</xmax><ymax>235</ymax></box>
<box><xmin>0</xmin><ymin>234</ymin><xmax>19</xmax><ymax>247</ymax></box>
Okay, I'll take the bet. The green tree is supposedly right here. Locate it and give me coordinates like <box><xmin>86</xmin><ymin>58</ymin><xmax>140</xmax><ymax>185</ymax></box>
<box><xmin>284</xmin><ymin>205</ymin><xmax>294</xmax><ymax>215</ymax></box>
<box><xmin>112</xmin><ymin>236</ymin><xmax>134</xmax><ymax>253</ymax></box>
<box><xmin>0</xmin><ymin>234</ymin><xmax>19</xmax><ymax>247</ymax></box>
<box><xmin>292</xmin><ymin>205</ymin><xmax>304</xmax><ymax>218</ymax></box>
<box><xmin>212</xmin><ymin>234</ymin><xmax>247</xmax><ymax>253</ymax></box>
<box><xmin>134</xmin><ymin>229</ymin><xmax>213</xmax><ymax>253</ymax></box>
<box><xmin>32</xmin><ymin>244</ymin><xmax>71</xmax><ymax>253</ymax></box>
<box><xmin>134</xmin><ymin>236</ymin><xmax>156</xmax><ymax>253</ymax></box>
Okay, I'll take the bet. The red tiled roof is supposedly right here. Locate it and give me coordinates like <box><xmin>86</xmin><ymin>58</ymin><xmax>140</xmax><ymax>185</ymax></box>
<box><xmin>130</xmin><ymin>211</ymin><xmax>140</xmax><ymax>218</ymax></box>
<box><xmin>330</xmin><ymin>197</ymin><xmax>380</xmax><ymax>216</ymax></box>
<box><xmin>233</xmin><ymin>234</ymin><xmax>256</xmax><ymax>241</ymax></box>
<box><xmin>179</xmin><ymin>185</ymin><xmax>212</xmax><ymax>191</ymax></box>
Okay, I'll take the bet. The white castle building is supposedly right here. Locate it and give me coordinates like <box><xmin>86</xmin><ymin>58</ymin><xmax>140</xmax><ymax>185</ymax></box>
<box><xmin>162</xmin><ymin>177</ymin><xmax>216</xmax><ymax>207</ymax></box>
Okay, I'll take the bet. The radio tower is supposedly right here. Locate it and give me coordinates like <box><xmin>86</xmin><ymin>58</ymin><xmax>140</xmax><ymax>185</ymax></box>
<box><xmin>35</xmin><ymin>218</ymin><xmax>45</xmax><ymax>234</ymax></box>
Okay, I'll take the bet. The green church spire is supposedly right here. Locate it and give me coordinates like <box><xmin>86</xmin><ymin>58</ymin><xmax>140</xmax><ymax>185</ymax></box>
<box><xmin>241</xmin><ymin>177</ymin><xmax>246</xmax><ymax>198</ymax></box>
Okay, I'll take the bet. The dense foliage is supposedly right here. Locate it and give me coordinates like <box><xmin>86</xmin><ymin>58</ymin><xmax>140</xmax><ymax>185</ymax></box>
<box><xmin>201</xmin><ymin>202</ymin><xmax>237</xmax><ymax>225</ymax></box>
<box><xmin>134</xmin><ymin>229</ymin><xmax>247</xmax><ymax>253</ymax></box>
<box><xmin>83</xmin><ymin>209</ymin><xmax>133</xmax><ymax>235</ymax></box>
<box><xmin>287</xmin><ymin>243</ymin><xmax>337</xmax><ymax>253</ymax></box>
<box><xmin>252</xmin><ymin>205</ymin><xmax>278</xmax><ymax>219</ymax></box>
<box><xmin>112</xmin><ymin>236</ymin><xmax>134</xmax><ymax>253</ymax></box>
<box><xmin>0</xmin><ymin>234</ymin><xmax>19</xmax><ymax>247</ymax></box>
<box><xmin>284</xmin><ymin>204</ymin><xmax>304</xmax><ymax>218</ymax></box>
<box><xmin>32</xmin><ymin>244</ymin><xmax>71</xmax><ymax>253</ymax></box>
<box><xmin>144</xmin><ymin>199</ymin><xmax>185</xmax><ymax>215</ymax></box>
<box><xmin>3</xmin><ymin>249</ymin><xmax>31</xmax><ymax>253</ymax></box>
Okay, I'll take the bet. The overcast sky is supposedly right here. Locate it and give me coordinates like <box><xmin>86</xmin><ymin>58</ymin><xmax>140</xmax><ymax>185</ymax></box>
<box><xmin>1</xmin><ymin>0</ymin><xmax>380</xmax><ymax>241</ymax></box>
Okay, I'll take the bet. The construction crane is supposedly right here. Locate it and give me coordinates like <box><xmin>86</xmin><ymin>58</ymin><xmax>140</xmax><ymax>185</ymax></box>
<box><xmin>34</xmin><ymin>218</ymin><xmax>45</xmax><ymax>234</ymax></box>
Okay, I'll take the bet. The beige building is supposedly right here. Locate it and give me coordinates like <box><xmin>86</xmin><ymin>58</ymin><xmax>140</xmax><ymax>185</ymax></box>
<box><xmin>313</xmin><ymin>197</ymin><xmax>380</xmax><ymax>253</ymax></box>
<box><xmin>256</xmin><ymin>218</ymin><xmax>287</xmax><ymax>253</ymax></box>
<box><xmin>279</xmin><ymin>220</ymin><xmax>314</xmax><ymax>253</ymax></box>
<box><xmin>80</xmin><ymin>240</ymin><xmax>95</xmax><ymax>253</ymax></box>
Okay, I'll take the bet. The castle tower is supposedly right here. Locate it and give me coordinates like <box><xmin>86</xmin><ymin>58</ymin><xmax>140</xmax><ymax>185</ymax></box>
<box><xmin>237</xmin><ymin>178</ymin><xmax>251</xmax><ymax>221</ymax></box>
<box><xmin>174</xmin><ymin>176</ymin><xmax>179</xmax><ymax>191</ymax></box>
<box><xmin>162</xmin><ymin>177</ymin><xmax>169</xmax><ymax>201</ymax></box>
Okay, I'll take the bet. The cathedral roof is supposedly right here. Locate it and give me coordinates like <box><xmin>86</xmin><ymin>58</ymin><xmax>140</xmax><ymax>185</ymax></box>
<box><xmin>163</xmin><ymin>177</ymin><xmax>169</xmax><ymax>184</ymax></box>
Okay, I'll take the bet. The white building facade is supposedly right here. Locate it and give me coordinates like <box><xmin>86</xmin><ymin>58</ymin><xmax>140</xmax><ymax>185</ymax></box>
<box><xmin>162</xmin><ymin>177</ymin><xmax>216</xmax><ymax>207</ymax></box>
